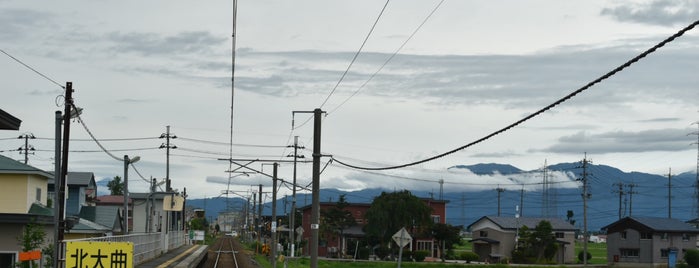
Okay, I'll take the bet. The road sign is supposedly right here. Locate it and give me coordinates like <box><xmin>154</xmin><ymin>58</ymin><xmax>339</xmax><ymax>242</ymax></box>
<box><xmin>163</xmin><ymin>195</ymin><xmax>184</xmax><ymax>211</ymax></box>
<box><xmin>392</xmin><ymin>227</ymin><xmax>412</xmax><ymax>247</ymax></box>
<box><xmin>66</xmin><ymin>241</ymin><xmax>133</xmax><ymax>268</ymax></box>
<box><xmin>18</xmin><ymin>250</ymin><xmax>41</xmax><ymax>261</ymax></box>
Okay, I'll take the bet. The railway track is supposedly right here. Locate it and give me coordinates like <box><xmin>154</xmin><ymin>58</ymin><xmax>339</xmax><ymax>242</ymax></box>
<box><xmin>202</xmin><ymin>235</ymin><xmax>259</xmax><ymax>268</ymax></box>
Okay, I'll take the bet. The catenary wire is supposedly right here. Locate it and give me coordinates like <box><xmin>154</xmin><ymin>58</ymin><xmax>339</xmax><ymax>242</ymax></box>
<box><xmin>294</xmin><ymin>0</ymin><xmax>392</xmax><ymax>130</ymax></box>
<box><xmin>72</xmin><ymin>104</ymin><xmax>123</xmax><ymax>162</ymax></box>
<box><xmin>328</xmin><ymin>0</ymin><xmax>446</xmax><ymax>116</ymax></box>
<box><xmin>332</xmin><ymin>19</ymin><xmax>699</xmax><ymax>171</ymax></box>
<box><xmin>178</xmin><ymin>137</ymin><xmax>286</xmax><ymax>148</ymax></box>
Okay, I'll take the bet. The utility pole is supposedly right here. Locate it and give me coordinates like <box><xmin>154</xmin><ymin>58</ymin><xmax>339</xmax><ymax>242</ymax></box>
<box><xmin>258</xmin><ymin>183</ymin><xmax>263</xmax><ymax>253</ymax></box>
<box><xmin>271</xmin><ymin>163</ymin><xmax>278</xmax><ymax>268</ymax></box>
<box><xmin>52</xmin><ymin>110</ymin><xmax>62</xmax><ymax>268</ymax></box>
<box><xmin>692</xmin><ymin>122</ymin><xmax>699</xmax><ymax>219</ymax></box>
<box><xmin>17</xmin><ymin>133</ymin><xmax>35</xmax><ymax>164</ymax></box>
<box><xmin>495</xmin><ymin>187</ymin><xmax>505</xmax><ymax>216</ymax></box>
<box><xmin>310</xmin><ymin>108</ymin><xmax>324</xmax><ymax>268</ymax></box>
<box><xmin>159</xmin><ymin>125</ymin><xmax>177</xmax><ymax>192</ymax></box>
<box><xmin>58</xmin><ymin>82</ymin><xmax>73</xmax><ymax>246</ymax></box>
<box><xmin>439</xmin><ymin>179</ymin><xmax>444</xmax><ymax>200</ymax></box>
<box><xmin>668</xmin><ymin>168</ymin><xmax>673</xmax><ymax>219</ymax></box>
<box><xmin>612</xmin><ymin>182</ymin><xmax>624</xmax><ymax>219</ymax></box>
<box><xmin>286</xmin><ymin>136</ymin><xmax>304</xmax><ymax>257</ymax></box>
<box><xmin>579</xmin><ymin>154</ymin><xmax>592</xmax><ymax>267</ymax></box>
<box><xmin>519</xmin><ymin>187</ymin><xmax>525</xmax><ymax>217</ymax></box>
<box><xmin>626</xmin><ymin>183</ymin><xmax>637</xmax><ymax>216</ymax></box>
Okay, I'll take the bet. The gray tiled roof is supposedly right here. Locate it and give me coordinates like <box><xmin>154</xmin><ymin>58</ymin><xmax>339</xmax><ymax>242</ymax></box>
<box><xmin>603</xmin><ymin>217</ymin><xmax>699</xmax><ymax>233</ymax></box>
<box><xmin>470</xmin><ymin>216</ymin><xmax>577</xmax><ymax>231</ymax></box>
<box><xmin>79</xmin><ymin>206</ymin><xmax>120</xmax><ymax>230</ymax></box>
<box><xmin>0</xmin><ymin>154</ymin><xmax>52</xmax><ymax>178</ymax></box>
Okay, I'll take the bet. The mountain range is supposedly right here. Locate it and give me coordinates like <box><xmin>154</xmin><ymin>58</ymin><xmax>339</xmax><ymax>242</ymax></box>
<box><xmin>182</xmin><ymin>162</ymin><xmax>699</xmax><ymax>232</ymax></box>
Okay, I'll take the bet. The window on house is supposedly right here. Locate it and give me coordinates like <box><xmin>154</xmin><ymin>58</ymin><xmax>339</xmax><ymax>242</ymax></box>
<box><xmin>555</xmin><ymin>232</ymin><xmax>564</xmax><ymax>239</ymax></box>
<box><xmin>620</xmin><ymin>248</ymin><xmax>639</xmax><ymax>257</ymax></box>
<box><xmin>36</xmin><ymin>188</ymin><xmax>41</xmax><ymax>202</ymax></box>
<box><xmin>661</xmin><ymin>249</ymin><xmax>669</xmax><ymax>258</ymax></box>
<box><xmin>417</xmin><ymin>241</ymin><xmax>433</xmax><ymax>252</ymax></box>
<box><xmin>640</xmin><ymin>232</ymin><xmax>652</xmax><ymax>239</ymax></box>
<box><xmin>620</xmin><ymin>231</ymin><xmax>627</xmax><ymax>239</ymax></box>
<box><xmin>431</xmin><ymin>215</ymin><xmax>440</xmax><ymax>223</ymax></box>
<box><xmin>683</xmin><ymin>234</ymin><xmax>690</xmax><ymax>241</ymax></box>
<box><xmin>480</xmin><ymin>231</ymin><xmax>488</xmax><ymax>237</ymax></box>
<box><xmin>661</xmin><ymin>233</ymin><xmax>668</xmax><ymax>240</ymax></box>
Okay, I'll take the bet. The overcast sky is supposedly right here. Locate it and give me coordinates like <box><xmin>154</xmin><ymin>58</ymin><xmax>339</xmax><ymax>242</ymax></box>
<box><xmin>1</xmin><ymin>0</ymin><xmax>698</xmax><ymax>199</ymax></box>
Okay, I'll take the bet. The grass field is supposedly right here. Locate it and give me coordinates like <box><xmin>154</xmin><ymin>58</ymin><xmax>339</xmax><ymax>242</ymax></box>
<box><xmin>575</xmin><ymin>241</ymin><xmax>607</xmax><ymax>264</ymax></box>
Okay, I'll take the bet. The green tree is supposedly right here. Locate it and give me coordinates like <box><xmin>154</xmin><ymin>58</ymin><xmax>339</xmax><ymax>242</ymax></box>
<box><xmin>686</xmin><ymin>249</ymin><xmax>699</xmax><ymax>268</ymax></box>
<box><xmin>431</xmin><ymin>223</ymin><xmax>462</xmax><ymax>259</ymax></box>
<box><xmin>107</xmin><ymin>176</ymin><xmax>124</xmax><ymax>195</ymax></box>
<box><xmin>189</xmin><ymin>218</ymin><xmax>208</xmax><ymax>230</ymax></box>
<box><xmin>16</xmin><ymin>220</ymin><xmax>46</xmax><ymax>268</ymax></box>
<box><xmin>363</xmin><ymin>190</ymin><xmax>432</xmax><ymax>247</ymax></box>
<box><xmin>320</xmin><ymin>195</ymin><xmax>355</xmax><ymax>244</ymax></box>
<box><xmin>512</xmin><ymin>220</ymin><xmax>558</xmax><ymax>264</ymax></box>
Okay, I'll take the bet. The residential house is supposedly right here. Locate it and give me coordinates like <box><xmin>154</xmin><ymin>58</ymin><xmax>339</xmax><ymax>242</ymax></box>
<box><xmin>602</xmin><ymin>216</ymin><xmax>699</xmax><ymax>267</ymax></box>
<box><xmin>299</xmin><ymin>198</ymin><xmax>448</xmax><ymax>259</ymax></box>
<box><xmin>131</xmin><ymin>192</ymin><xmax>167</xmax><ymax>233</ymax></box>
<box><xmin>468</xmin><ymin>216</ymin><xmax>577</xmax><ymax>264</ymax></box>
<box><xmin>48</xmin><ymin>171</ymin><xmax>97</xmax><ymax>217</ymax></box>
<box><xmin>65</xmin><ymin>206</ymin><xmax>122</xmax><ymax>239</ymax></box>
<box><xmin>96</xmin><ymin>195</ymin><xmax>130</xmax><ymax>234</ymax></box>
<box><xmin>0</xmin><ymin>109</ymin><xmax>21</xmax><ymax>130</ymax></box>
<box><xmin>0</xmin><ymin>154</ymin><xmax>53</xmax><ymax>268</ymax></box>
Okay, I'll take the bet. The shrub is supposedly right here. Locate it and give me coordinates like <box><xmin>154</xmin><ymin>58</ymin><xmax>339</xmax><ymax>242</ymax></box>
<box><xmin>357</xmin><ymin>247</ymin><xmax>371</xmax><ymax>259</ymax></box>
<box><xmin>375</xmin><ymin>246</ymin><xmax>390</xmax><ymax>259</ymax></box>
<box><xmin>578</xmin><ymin>251</ymin><xmax>592</xmax><ymax>263</ymax></box>
<box><xmin>685</xmin><ymin>249</ymin><xmax>699</xmax><ymax>268</ymax></box>
<box><xmin>459</xmin><ymin>251</ymin><xmax>479</xmax><ymax>263</ymax></box>
<box><xmin>413</xmin><ymin>250</ymin><xmax>430</xmax><ymax>262</ymax></box>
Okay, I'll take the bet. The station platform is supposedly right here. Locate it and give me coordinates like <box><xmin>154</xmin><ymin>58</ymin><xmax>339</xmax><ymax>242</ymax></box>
<box><xmin>137</xmin><ymin>244</ymin><xmax>208</xmax><ymax>268</ymax></box>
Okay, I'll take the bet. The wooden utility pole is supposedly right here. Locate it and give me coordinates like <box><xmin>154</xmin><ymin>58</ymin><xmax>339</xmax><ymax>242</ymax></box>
<box><xmin>613</xmin><ymin>182</ymin><xmax>624</xmax><ymax>219</ymax></box>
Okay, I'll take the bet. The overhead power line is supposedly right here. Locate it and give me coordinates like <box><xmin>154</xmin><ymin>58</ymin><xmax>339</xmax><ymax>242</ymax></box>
<box><xmin>178</xmin><ymin>137</ymin><xmax>286</xmax><ymax>148</ymax></box>
<box><xmin>0</xmin><ymin>48</ymin><xmax>65</xmax><ymax>89</ymax></box>
<box><xmin>332</xmin><ymin>19</ymin><xmax>699</xmax><ymax>171</ymax></box>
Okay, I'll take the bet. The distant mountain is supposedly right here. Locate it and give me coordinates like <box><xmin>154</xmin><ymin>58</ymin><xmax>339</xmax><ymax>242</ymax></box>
<box><xmin>450</xmin><ymin>163</ymin><xmax>522</xmax><ymax>175</ymax></box>
<box><xmin>187</xmin><ymin>162</ymin><xmax>698</xmax><ymax>232</ymax></box>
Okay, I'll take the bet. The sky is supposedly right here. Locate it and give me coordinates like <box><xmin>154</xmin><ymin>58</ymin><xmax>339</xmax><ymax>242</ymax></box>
<box><xmin>1</xmin><ymin>0</ymin><xmax>698</xmax><ymax>201</ymax></box>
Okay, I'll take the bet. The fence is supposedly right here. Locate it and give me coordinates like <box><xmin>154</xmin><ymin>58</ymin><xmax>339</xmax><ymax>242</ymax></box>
<box><xmin>57</xmin><ymin>231</ymin><xmax>187</xmax><ymax>268</ymax></box>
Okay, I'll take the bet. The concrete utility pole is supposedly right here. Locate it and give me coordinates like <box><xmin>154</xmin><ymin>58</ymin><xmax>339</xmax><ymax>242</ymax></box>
<box><xmin>18</xmin><ymin>133</ymin><xmax>35</xmax><ymax>164</ymax></box>
<box><xmin>519</xmin><ymin>187</ymin><xmax>525</xmax><ymax>217</ymax></box>
<box><xmin>692</xmin><ymin>122</ymin><xmax>699</xmax><ymax>219</ymax></box>
<box><xmin>258</xmin><ymin>184</ymin><xmax>263</xmax><ymax>252</ymax></box>
<box><xmin>626</xmin><ymin>183</ymin><xmax>637</xmax><ymax>216</ymax></box>
<box><xmin>495</xmin><ymin>187</ymin><xmax>505</xmax><ymax>216</ymax></box>
<box><xmin>52</xmin><ymin>110</ymin><xmax>62</xmax><ymax>268</ymax></box>
<box><xmin>286</xmin><ymin>136</ymin><xmax>304</xmax><ymax>257</ymax></box>
<box><xmin>310</xmin><ymin>108</ymin><xmax>324</xmax><ymax>268</ymax></box>
<box><xmin>668</xmin><ymin>168</ymin><xmax>673</xmax><ymax>219</ymax></box>
<box><xmin>579</xmin><ymin>154</ymin><xmax>591</xmax><ymax>267</ymax></box>
<box><xmin>613</xmin><ymin>182</ymin><xmax>624</xmax><ymax>219</ymax></box>
<box><xmin>271</xmin><ymin>163</ymin><xmax>278</xmax><ymax>268</ymax></box>
<box><xmin>159</xmin><ymin>125</ymin><xmax>177</xmax><ymax>192</ymax></box>
<box><xmin>58</xmin><ymin>82</ymin><xmax>73</xmax><ymax>244</ymax></box>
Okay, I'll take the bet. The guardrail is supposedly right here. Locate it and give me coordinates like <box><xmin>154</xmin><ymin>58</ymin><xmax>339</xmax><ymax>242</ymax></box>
<box><xmin>58</xmin><ymin>231</ymin><xmax>187</xmax><ymax>268</ymax></box>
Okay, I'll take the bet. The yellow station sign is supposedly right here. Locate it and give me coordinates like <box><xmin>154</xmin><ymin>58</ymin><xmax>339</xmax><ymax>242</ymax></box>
<box><xmin>65</xmin><ymin>241</ymin><xmax>133</xmax><ymax>268</ymax></box>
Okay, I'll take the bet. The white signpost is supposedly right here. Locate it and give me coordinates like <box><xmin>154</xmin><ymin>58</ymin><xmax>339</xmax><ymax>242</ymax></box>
<box><xmin>392</xmin><ymin>227</ymin><xmax>412</xmax><ymax>268</ymax></box>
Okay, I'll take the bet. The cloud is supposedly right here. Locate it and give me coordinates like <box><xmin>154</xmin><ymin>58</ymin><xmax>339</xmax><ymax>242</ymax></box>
<box><xmin>539</xmin><ymin>128</ymin><xmax>694</xmax><ymax>154</ymax></box>
<box><xmin>107</xmin><ymin>31</ymin><xmax>226</xmax><ymax>56</ymax></box>
<box><xmin>601</xmin><ymin>0</ymin><xmax>699</xmax><ymax>26</ymax></box>
<box><xmin>0</xmin><ymin>9</ymin><xmax>52</xmax><ymax>40</ymax></box>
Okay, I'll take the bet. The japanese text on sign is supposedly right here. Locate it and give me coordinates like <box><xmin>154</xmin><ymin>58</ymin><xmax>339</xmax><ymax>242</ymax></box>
<box><xmin>66</xmin><ymin>241</ymin><xmax>133</xmax><ymax>268</ymax></box>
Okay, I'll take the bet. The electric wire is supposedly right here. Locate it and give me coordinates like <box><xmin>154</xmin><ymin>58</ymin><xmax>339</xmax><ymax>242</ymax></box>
<box><xmin>294</xmin><ymin>0</ymin><xmax>392</xmax><ymax>130</ymax></box>
<box><xmin>72</xmin><ymin>104</ymin><xmax>123</xmax><ymax>162</ymax></box>
<box><xmin>178</xmin><ymin>137</ymin><xmax>286</xmax><ymax>148</ymax></box>
<box><xmin>0</xmin><ymin>48</ymin><xmax>65</xmax><ymax>89</ymax></box>
<box><xmin>332</xmin><ymin>19</ymin><xmax>699</xmax><ymax>171</ymax></box>
<box><xmin>328</xmin><ymin>0</ymin><xmax>446</xmax><ymax>116</ymax></box>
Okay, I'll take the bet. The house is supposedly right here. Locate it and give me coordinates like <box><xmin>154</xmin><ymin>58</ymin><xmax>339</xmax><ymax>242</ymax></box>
<box><xmin>602</xmin><ymin>216</ymin><xmax>699</xmax><ymax>267</ymax></box>
<box><xmin>299</xmin><ymin>197</ymin><xmax>448</xmax><ymax>259</ymax></box>
<box><xmin>0</xmin><ymin>154</ymin><xmax>54</xmax><ymax>268</ymax></box>
<box><xmin>0</xmin><ymin>109</ymin><xmax>21</xmax><ymax>130</ymax></box>
<box><xmin>131</xmin><ymin>192</ymin><xmax>167</xmax><ymax>233</ymax></box>
<box><xmin>64</xmin><ymin>206</ymin><xmax>123</xmax><ymax>239</ymax></box>
<box><xmin>96</xmin><ymin>195</ymin><xmax>130</xmax><ymax>234</ymax></box>
<box><xmin>468</xmin><ymin>216</ymin><xmax>577</xmax><ymax>264</ymax></box>
<box><xmin>48</xmin><ymin>171</ymin><xmax>97</xmax><ymax>216</ymax></box>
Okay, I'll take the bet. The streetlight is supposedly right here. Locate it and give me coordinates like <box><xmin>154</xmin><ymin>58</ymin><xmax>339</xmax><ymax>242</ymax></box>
<box><xmin>123</xmin><ymin>155</ymin><xmax>140</xmax><ymax>234</ymax></box>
